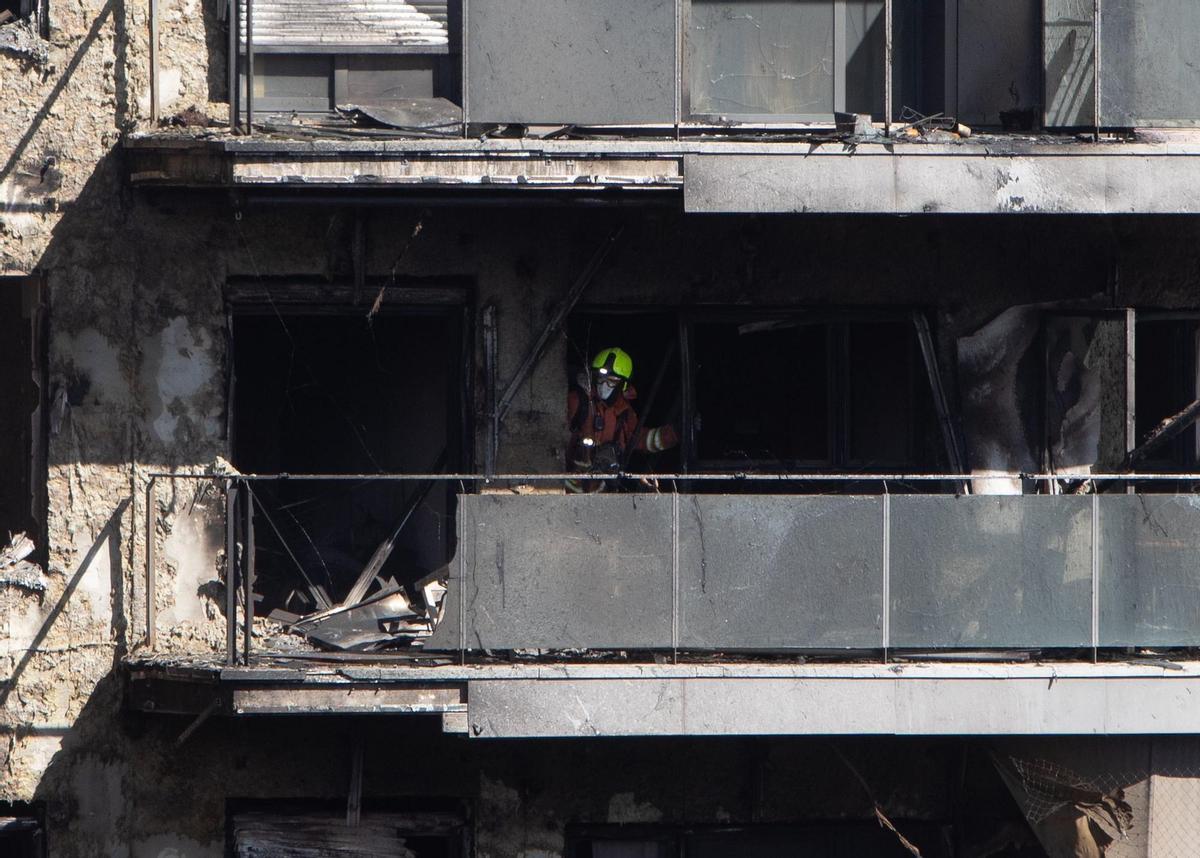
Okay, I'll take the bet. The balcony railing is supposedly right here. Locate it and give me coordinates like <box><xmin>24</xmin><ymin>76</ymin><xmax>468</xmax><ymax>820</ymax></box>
<box><xmin>144</xmin><ymin>473</ymin><xmax>1200</xmax><ymax>664</ymax></box>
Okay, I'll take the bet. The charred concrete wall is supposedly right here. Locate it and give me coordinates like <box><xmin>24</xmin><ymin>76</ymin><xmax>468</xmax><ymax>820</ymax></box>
<box><xmin>0</xmin><ymin>0</ymin><xmax>224</xmax><ymax>275</ymax></box>
<box><xmin>5</xmin><ymin>183</ymin><xmax>1200</xmax><ymax>856</ymax></box>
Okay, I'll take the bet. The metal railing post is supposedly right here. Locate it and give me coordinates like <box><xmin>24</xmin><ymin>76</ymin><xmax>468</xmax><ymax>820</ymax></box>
<box><xmin>882</xmin><ymin>490</ymin><xmax>891</xmax><ymax>662</ymax></box>
<box><xmin>243</xmin><ymin>484</ymin><xmax>256</xmax><ymax>665</ymax></box>
<box><xmin>884</xmin><ymin>0</ymin><xmax>893</xmax><ymax>133</ymax></box>
<box><xmin>225</xmin><ymin>478</ymin><xmax>238</xmax><ymax>666</ymax></box>
<box><xmin>145</xmin><ymin>476</ymin><xmax>157</xmax><ymax>650</ymax></box>
<box><xmin>674</xmin><ymin>0</ymin><xmax>682</xmax><ymax>139</ymax></box>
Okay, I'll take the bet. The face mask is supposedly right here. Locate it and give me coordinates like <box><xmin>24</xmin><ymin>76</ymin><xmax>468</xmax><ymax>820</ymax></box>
<box><xmin>597</xmin><ymin>378</ymin><xmax>619</xmax><ymax>401</ymax></box>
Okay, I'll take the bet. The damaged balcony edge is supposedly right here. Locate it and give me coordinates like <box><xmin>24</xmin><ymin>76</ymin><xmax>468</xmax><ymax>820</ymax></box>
<box><xmin>123</xmin><ymin>137</ymin><xmax>1200</xmax><ymax>213</ymax></box>
<box><xmin>125</xmin><ymin>661</ymin><xmax>1200</xmax><ymax>735</ymax></box>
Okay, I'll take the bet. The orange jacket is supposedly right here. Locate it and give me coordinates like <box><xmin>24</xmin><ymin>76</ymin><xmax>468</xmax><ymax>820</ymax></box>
<box><xmin>567</xmin><ymin>382</ymin><xmax>679</xmax><ymax>469</ymax></box>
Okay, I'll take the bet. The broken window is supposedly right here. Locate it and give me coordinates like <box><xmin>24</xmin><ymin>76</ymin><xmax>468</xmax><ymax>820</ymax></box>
<box><xmin>0</xmin><ymin>278</ymin><xmax>46</xmax><ymax>552</ymax></box>
<box><xmin>1135</xmin><ymin>316</ymin><xmax>1200</xmax><ymax>472</ymax></box>
<box><xmin>234</xmin><ymin>0</ymin><xmax>462</xmax><ymax>122</ymax></box>
<box><xmin>229</xmin><ymin>288</ymin><xmax>468</xmax><ymax>626</ymax></box>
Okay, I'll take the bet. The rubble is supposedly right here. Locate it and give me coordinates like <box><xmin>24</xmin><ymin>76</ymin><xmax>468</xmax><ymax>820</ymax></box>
<box><xmin>0</xmin><ymin>18</ymin><xmax>49</xmax><ymax>66</ymax></box>
<box><xmin>0</xmin><ymin>532</ymin><xmax>45</xmax><ymax>594</ymax></box>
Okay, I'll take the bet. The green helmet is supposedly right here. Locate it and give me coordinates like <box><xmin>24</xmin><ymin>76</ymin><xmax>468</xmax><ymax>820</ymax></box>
<box><xmin>591</xmin><ymin>347</ymin><xmax>633</xmax><ymax>381</ymax></box>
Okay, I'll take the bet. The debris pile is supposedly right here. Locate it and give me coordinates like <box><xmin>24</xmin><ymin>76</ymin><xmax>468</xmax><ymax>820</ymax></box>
<box><xmin>0</xmin><ymin>17</ymin><xmax>50</xmax><ymax>66</ymax></box>
<box><xmin>893</xmin><ymin>108</ymin><xmax>973</xmax><ymax>142</ymax></box>
<box><xmin>0</xmin><ymin>533</ymin><xmax>46</xmax><ymax>594</ymax></box>
<box><xmin>275</xmin><ymin>573</ymin><xmax>448</xmax><ymax>652</ymax></box>
<box><xmin>259</xmin><ymin>455</ymin><xmax>451</xmax><ymax>652</ymax></box>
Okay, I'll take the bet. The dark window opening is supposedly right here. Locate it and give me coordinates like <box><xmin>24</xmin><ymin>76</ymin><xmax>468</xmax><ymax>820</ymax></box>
<box><xmin>1135</xmin><ymin>317</ymin><xmax>1200</xmax><ymax>471</ymax></box>
<box><xmin>231</xmin><ymin>303</ymin><xmax>467</xmax><ymax>618</ymax></box>
<box><xmin>689</xmin><ymin>315</ymin><xmax>936</xmax><ymax>471</ymax></box>
<box><xmin>0</xmin><ymin>278</ymin><xmax>46</xmax><ymax>554</ymax></box>
<box><xmin>566</xmin><ymin>743</ymin><xmax>1043</xmax><ymax>858</ymax></box>
<box><xmin>565</xmin><ymin>308</ymin><xmax>939</xmax><ymax>483</ymax></box>
<box><xmin>0</xmin><ymin>801</ymin><xmax>47</xmax><ymax>858</ymax></box>
<box><xmin>565</xmin><ymin>312</ymin><xmax>683</xmax><ymax>476</ymax></box>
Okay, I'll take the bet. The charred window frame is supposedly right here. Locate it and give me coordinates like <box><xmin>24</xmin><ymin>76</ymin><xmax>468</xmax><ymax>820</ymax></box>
<box><xmin>224</xmin><ymin>278</ymin><xmax>474</xmax><ymax>616</ymax></box>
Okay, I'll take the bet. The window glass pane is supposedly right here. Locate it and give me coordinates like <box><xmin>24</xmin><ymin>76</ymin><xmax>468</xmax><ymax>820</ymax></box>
<box><xmin>251</xmin><ymin>54</ymin><xmax>332</xmax><ymax>100</ymax></box>
<box><xmin>693</xmin><ymin>320</ymin><xmax>830</xmax><ymax>464</ymax></box>
<box><xmin>689</xmin><ymin>0</ymin><xmax>835</xmax><ymax>116</ymax></box>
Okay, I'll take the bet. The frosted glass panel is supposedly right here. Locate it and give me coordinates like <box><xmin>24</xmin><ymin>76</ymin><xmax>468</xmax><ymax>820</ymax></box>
<box><xmin>690</xmin><ymin>0</ymin><xmax>836</xmax><ymax>115</ymax></box>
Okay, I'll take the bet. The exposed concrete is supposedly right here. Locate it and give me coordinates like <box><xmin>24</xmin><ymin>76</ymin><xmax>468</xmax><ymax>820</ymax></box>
<box><xmin>684</xmin><ymin>150</ymin><xmax>1200</xmax><ymax>213</ymax></box>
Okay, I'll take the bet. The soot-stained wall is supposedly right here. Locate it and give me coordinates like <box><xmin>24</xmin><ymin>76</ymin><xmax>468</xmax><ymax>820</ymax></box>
<box><xmin>7</xmin><ymin>194</ymin><xmax>1200</xmax><ymax>857</ymax></box>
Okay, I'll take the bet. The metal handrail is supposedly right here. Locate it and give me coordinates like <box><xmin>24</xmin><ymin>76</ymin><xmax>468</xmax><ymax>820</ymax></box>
<box><xmin>146</xmin><ymin>471</ymin><xmax>1200</xmax><ymax>482</ymax></box>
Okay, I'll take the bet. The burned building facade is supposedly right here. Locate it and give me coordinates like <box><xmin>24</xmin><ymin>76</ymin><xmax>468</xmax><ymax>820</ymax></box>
<box><xmin>8</xmin><ymin>1</ymin><xmax>1200</xmax><ymax>856</ymax></box>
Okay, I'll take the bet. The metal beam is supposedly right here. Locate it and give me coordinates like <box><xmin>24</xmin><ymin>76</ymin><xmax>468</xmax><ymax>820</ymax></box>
<box><xmin>911</xmin><ymin>311</ymin><xmax>968</xmax><ymax>485</ymax></box>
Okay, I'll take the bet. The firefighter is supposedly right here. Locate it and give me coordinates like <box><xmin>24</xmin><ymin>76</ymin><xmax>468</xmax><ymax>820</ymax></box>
<box><xmin>566</xmin><ymin>347</ymin><xmax>679</xmax><ymax>492</ymax></box>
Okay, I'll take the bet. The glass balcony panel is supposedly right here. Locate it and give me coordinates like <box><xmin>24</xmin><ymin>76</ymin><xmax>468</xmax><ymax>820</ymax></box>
<box><xmin>678</xmin><ymin>495</ymin><xmax>884</xmax><ymax>649</ymax></box>
<box><xmin>889</xmin><ymin>496</ymin><xmax>1094</xmax><ymax>648</ymax></box>
<box><xmin>690</xmin><ymin>0</ymin><xmax>836</xmax><ymax>117</ymax></box>
<box><xmin>1100</xmin><ymin>496</ymin><xmax>1200</xmax><ymax>647</ymax></box>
